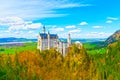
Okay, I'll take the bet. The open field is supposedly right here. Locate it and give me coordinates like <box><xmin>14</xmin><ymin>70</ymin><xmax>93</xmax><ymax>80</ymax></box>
<box><xmin>0</xmin><ymin>42</ymin><xmax>37</xmax><ymax>54</ymax></box>
<box><xmin>83</xmin><ymin>42</ymin><xmax>106</xmax><ymax>54</ymax></box>
<box><xmin>0</xmin><ymin>41</ymin><xmax>107</xmax><ymax>55</ymax></box>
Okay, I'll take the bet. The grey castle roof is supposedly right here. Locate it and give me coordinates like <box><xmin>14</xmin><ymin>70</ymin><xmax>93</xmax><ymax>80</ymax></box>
<box><xmin>39</xmin><ymin>33</ymin><xmax>58</xmax><ymax>39</ymax></box>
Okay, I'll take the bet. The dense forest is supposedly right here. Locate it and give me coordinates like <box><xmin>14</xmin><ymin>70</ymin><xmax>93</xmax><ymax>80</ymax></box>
<box><xmin>0</xmin><ymin>41</ymin><xmax>120</xmax><ymax>80</ymax></box>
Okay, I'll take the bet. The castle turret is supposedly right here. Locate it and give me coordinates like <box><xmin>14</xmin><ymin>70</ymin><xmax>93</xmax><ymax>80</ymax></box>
<box><xmin>43</xmin><ymin>25</ymin><xmax>46</xmax><ymax>33</ymax></box>
<box><xmin>67</xmin><ymin>33</ymin><xmax>71</xmax><ymax>47</ymax></box>
<box><xmin>48</xmin><ymin>31</ymin><xmax>50</xmax><ymax>49</ymax></box>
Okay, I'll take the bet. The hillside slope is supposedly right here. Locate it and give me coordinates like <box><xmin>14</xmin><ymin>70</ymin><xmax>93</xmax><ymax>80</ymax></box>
<box><xmin>105</xmin><ymin>29</ymin><xmax>120</xmax><ymax>45</ymax></box>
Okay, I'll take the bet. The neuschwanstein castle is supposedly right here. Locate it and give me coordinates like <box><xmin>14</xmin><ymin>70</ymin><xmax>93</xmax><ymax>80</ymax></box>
<box><xmin>37</xmin><ymin>26</ymin><xmax>71</xmax><ymax>56</ymax></box>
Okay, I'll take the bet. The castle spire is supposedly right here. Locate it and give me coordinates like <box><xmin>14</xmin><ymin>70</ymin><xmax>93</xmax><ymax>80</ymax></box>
<box><xmin>43</xmin><ymin>25</ymin><xmax>46</xmax><ymax>33</ymax></box>
<box><xmin>67</xmin><ymin>33</ymin><xmax>71</xmax><ymax>47</ymax></box>
<box><xmin>48</xmin><ymin>31</ymin><xmax>50</xmax><ymax>49</ymax></box>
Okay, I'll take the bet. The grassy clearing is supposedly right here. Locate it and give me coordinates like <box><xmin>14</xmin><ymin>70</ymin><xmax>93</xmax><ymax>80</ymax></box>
<box><xmin>83</xmin><ymin>42</ymin><xmax>98</xmax><ymax>49</ymax></box>
<box><xmin>83</xmin><ymin>42</ymin><xmax>106</xmax><ymax>54</ymax></box>
<box><xmin>0</xmin><ymin>42</ymin><xmax>37</xmax><ymax>54</ymax></box>
<box><xmin>0</xmin><ymin>42</ymin><xmax>106</xmax><ymax>55</ymax></box>
<box><xmin>87</xmin><ymin>47</ymin><xmax>106</xmax><ymax>54</ymax></box>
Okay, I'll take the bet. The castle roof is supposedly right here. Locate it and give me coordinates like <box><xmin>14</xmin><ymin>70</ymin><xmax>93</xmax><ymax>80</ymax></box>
<box><xmin>39</xmin><ymin>33</ymin><xmax>58</xmax><ymax>39</ymax></box>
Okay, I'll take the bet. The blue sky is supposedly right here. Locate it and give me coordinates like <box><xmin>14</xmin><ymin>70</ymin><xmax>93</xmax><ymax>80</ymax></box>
<box><xmin>0</xmin><ymin>0</ymin><xmax>120</xmax><ymax>39</ymax></box>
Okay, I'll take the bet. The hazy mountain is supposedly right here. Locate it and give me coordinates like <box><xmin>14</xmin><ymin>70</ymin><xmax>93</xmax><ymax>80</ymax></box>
<box><xmin>0</xmin><ymin>37</ymin><xmax>37</xmax><ymax>43</ymax></box>
<box><xmin>0</xmin><ymin>37</ymin><xmax>106</xmax><ymax>44</ymax></box>
<box><xmin>105</xmin><ymin>30</ymin><xmax>120</xmax><ymax>45</ymax></box>
<box><xmin>59</xmin><ymin>38</ymin><xmax>106</xmax><ymax>43</ymax></box>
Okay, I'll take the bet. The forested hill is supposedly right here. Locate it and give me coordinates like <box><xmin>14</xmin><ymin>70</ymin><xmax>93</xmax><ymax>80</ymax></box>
<box><xmin>105</xmin><ymin>29</ymin><xmax>120</xmax><ymax>45</ymax></box>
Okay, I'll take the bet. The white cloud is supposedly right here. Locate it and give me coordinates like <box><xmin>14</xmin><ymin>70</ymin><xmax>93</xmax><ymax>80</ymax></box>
<box><xmin>93</xmin><ymin>26</ymin><xmax>102</xmax><ymax>29</ymax></box>
<box><xmin>58</xmin><ymin>32</ymin><xmax>82</xmax><ymax>38</ymax></box>
<box><xmin>50</xmin><ymin>27</ymin><xmax>64</xmax><ymax>32</ymax></box>
<box><xmin>68</xmin><ymin>28</ymin><xmax>81</xmax><ymax>33</ymax></box>
<box><xmin>86</xmin><ymin>32</ymin><xmax>112</xmax><ymax>38</ymax></box>
<box><xmin>0</xmin><ymin>30</ymin><xmax>37</xmax><ymax>39</ymax></box>
<box><xmin>0</xmin><ymin>0</ymin><xmax>90</xmax><ymax>19</ymax></box>
<box><xmin>0</xmin><ymin>16</ymin><xmax>42</xmax><ymax>31</ymax></box>
<box><xmin>28</xmin><ymin>31</ymin><xmax>34</xmax><ymax>33</ymax></box>
<box><xmin>107</xmin><ymin>17</ymin><xmax>119</xmax><ymax>20</ymax></box>
<box><xmin>0</xmin><ymin>16</ymin><xmax>24</xmax><ymax>26</ymax></box>
<box><xmin>90</xmin><ymin>32</ymin><xmax>98</xmax><ymax>34</ymax></box>
<box><xmin>58</xmin><ymin>31</ymin><xmax>112</xmax><ymax>38</ymax></box>
<box><xmin>57</xmin><ymin>3</ymin><xmax>80</xmax><ymax>8</ymax></box>
<box><xmin>26</xmin><ymin>23</ymin><xmax>42</xmax><ymax>30</ymax></box>
<box><xmin>79</xmin><ymin>22</ymin><xmax>88</xmax><ymax>26</ymax></box>
<box><xmin>14</xmin><ymin>31</ymin><xmax>23</xmax><ymax>34</ymax></box>
<box><xmin>4</xmin><ymin>30</ymin><xmax>10</xmax><ymax>33</ymax></box>
<box><xmin>98</xmin><ymin>32</ymin><xmax>105</xmax><ymax>35</ymax></box>
<box><xmin>66</xmin><ymin>25</ymin><xmax>76</xmax><ymax>29</ymax></box>
<box><xmin>58</xmin><ymin>33</ymin><xmax>68</xmax><ymax>38</ymax></box>
<box><xmin>57</xmin><ymin>30</ymin><xmax>113</xmax><ymax>38</ymax></box>
<box><xmin>106</xmin><ymin>17</ymin><xmax>119</xmax><ymax>24</ymax></box>
<box><xmin>106</xmin><ymin>20</ymin><xmax>112</xmax><ymax>24</ymax></box>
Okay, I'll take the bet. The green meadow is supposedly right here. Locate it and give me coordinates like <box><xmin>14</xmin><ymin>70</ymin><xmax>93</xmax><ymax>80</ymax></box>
<box><xmin>83</xmin><ymin>42</ymin><xmax>106</xmax><ymax>54</ymax></box>
<box><xmin>0</xmin><ymin>42</ymin><xmax>37</xmax><ymax>54</ymax></box>
<box><xmin>0</xmin><ymin>41</ymin><xmax>106</xmax><ymax>55</ymax></box>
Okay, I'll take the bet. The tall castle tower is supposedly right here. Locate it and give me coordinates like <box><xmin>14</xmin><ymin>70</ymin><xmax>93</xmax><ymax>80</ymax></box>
<box><xmin>67</xmin><ymin>33</ymin><xmax>71</xmax><ymax>47</ymax></box>
<box><xmin>48</xmin><ymin>31</ymin><xmax>50</xmax><ymax>49</ymax></box>
<box><xmin>43</xmin><ymin>25</ymin><xmax>46</xmax><ymax>33</ymax></box>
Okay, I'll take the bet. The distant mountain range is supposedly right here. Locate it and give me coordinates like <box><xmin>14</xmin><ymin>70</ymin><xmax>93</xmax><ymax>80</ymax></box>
<box><xmin>105</xmin><ymin>30</ymin><xmax>120</xmax><ymax>45</ymax></box>
<box><xmin>0</xmin><ymin>37</ymin><xmax>37</xmax><ymax>43</ymax></box>
<box><xmin>60</xmin><ymin>38</ymin><xmax>106</xmax><ymax>43</ymax></box>
<box><xmin>1</xmin><ymin>29</ymin><xmax>120</xmax><ymax>45</ymax></box>
<box><xmin>0</xmin><ymin>37</ymin><xmax>106</xmax><ymax>44</ymax></box>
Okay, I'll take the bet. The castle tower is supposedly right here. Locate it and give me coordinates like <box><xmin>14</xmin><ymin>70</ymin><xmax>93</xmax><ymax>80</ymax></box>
<box><xmin>37</xmin><ymin>34</ymin><xmax>40</xmax><ymax>49</ymax></box>
<box><xmin>48</xmin><ymin>31</ymin><xmax>50</xmax><ymax>49</ymax></box>
<box><xmin>67</xmin><ymin>33</ymin><xmax>71</xmax><ymax>47</ymax></box>
<box><xmin>43</xmin><ymin>25</ymin><xmax>46</xmax><ymax>33</ymax></box>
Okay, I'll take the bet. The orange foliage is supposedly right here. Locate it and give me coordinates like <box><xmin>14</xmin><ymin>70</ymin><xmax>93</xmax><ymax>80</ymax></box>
<box><xmin>0</xmin><ymin>47</ymin><xmax>91</xmax><ymax>80</ymax></box>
